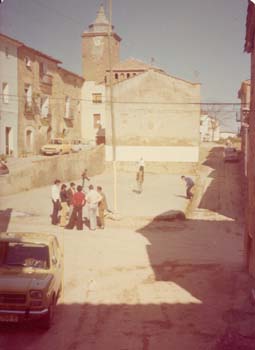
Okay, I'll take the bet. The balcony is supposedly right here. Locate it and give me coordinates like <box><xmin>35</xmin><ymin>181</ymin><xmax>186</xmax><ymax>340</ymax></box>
<box><xmin>40</xmin><ymin>74</ymin><xmax>53</xmax><ymax>95</ymax></box>
<box><xmin>40</xmin><ymin>112</ymin><xmax>52</xmax><ymax>126</ymax></box>
<box><xmin>64</xmin><ymin>109</ymin><xmax>74</xmax><ymax>127</ymax></box>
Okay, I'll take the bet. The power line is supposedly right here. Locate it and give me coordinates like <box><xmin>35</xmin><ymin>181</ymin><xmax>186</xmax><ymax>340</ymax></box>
<box><xmin>0</xmin><ymin>93</ymin><xmax>247</xmax><ymax>106</ymax></box>
<box><xmin>29</xmin><ymin>0</ymin><xmax>85</xmax><ymax>27</ymax></box>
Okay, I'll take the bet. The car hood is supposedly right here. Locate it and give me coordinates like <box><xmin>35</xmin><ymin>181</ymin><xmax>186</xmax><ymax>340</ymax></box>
<box><xmin>0</xmin><ymin>268</ymin><xmax>53</xmax><ymax>292</ymax></box>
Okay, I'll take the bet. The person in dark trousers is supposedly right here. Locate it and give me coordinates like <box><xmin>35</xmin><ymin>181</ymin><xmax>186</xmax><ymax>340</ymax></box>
<box><xmin>51</xmin><ymin>179</ymin><xmax>61</xmax><ymax>225</ymax></box>
<box><xmin>181</xmin><ymin>176</ymin><xmax>195</xmax><ymax>199</ymax></box>
<box><xmin>136</xmin><ymin>166</ymin><xmax>144</xmax><ymax>193</ymax></box>
<box><xmin>97</xmin><ymin>186</ymin><xmax>108</xmax><ymax>229</ymax></box>
<box><xmin>65</xmin><ymin>185</ymin><xmax>86</xmax><ymax>230</ymax></box>
<box><xmin>67</xmin><ymin>182</ymin><xmax>76</xmax><ymax>217</ymax></box>
<box><xmin>81</xmin><ymin>169</ymin><xmax>90</xmax><ymax>189</ymax></box>
<box><xmin>59</xmin><ymin>184</ymin><xmax>68</xmax><ymax>227</ymax></box>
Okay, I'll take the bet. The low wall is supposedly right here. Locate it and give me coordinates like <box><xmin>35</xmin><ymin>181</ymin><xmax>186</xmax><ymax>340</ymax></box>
<box><xmin>0</xmin><ymin>145</ymin><xmax>105</xmax><ymax>196</ymax></box>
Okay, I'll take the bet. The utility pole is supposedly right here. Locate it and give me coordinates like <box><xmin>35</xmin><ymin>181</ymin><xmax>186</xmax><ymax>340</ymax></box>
<box><xmin>107</xmin><ymin>0</ymin><xmax>117</xmax><ymax>213</ymax></box>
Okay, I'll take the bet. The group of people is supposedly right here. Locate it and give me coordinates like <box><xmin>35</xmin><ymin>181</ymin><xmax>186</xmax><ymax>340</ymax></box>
<box><xmin>134</xmin><ymin>158</ymin><xmax>195</xmax><ymax>200</ymax></box>
<box><xmin>51</xmin><ymin>169</ymin><xmax>108</xmax><ymax>231</ymax></box>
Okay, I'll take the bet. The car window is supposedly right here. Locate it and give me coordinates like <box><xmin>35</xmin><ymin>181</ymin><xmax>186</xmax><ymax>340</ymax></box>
<box><xmin>0</xmin><ymin>242</ymin><xmax>50</xmax><ymax>269</ymax></box>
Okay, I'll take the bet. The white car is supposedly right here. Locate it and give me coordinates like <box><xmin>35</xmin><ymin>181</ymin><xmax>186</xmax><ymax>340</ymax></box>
<box><xmin>41</xmin><ymin>138</ymin><xmax>72</xmax><ymax>155</ymax></box>
<box><xmin>71</xmin><ymin>139</ymin><xmax>82</xmax><ymax>153</ymax></box>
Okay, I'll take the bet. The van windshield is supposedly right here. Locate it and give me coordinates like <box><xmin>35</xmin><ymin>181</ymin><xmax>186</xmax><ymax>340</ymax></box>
<box><xmin>0</xmin><ymin>242</ymin><xmax>50</xmax><ymax>269</ymax></box>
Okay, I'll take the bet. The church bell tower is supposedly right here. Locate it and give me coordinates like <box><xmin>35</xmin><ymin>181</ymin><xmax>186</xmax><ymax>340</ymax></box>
<box><xmin>82</xmin><ymin>5</ymin><xmax>121</xmax><ymax>82</ymax></box>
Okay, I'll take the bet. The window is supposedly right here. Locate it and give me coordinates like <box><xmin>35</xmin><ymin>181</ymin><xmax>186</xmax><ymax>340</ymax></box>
<box><xmin>92</xmin><ymin>93</ymin><xmax>102</xmax><ymax>104</ymax></box>
<box><xmin>2</xmin><ymin>82</ymin><xmax>9</xmax><ymax>103</ymax></box>
<box><xmin>127</xmin><ymin>73</ymin><xmax>130</xmax><ymax>78</ymax></box>
<box><xmin>65</xmin><ymin>96</ymin><xmax>70</xmax><ymax>118</ymax></box>
<box><xmin>39</xmin><ymin>62</ymin><xmax>47</xmax><ymax>77</ymax></box>
<box><xmin>115</xmin><ymin>73</ymin><xmax>118</xmax><ymax>80</ymax></box>
<box><xmin>25</xmin><ymin>56</ymin><xmax>32</xmax><ymax>68</ymax></box>
<box><xmin>24</xmin><ymin>84</ymin><xmax>32</xmax><ymax>106</ymax></box>
<box><xmin>40</xmin><ymin>96</ymin><xmax>49</xmax><ymax>117</ymax></box>
<box><xmin>93</xmin><ymin>114</ymin><xmax>101</xmax><ymax>128</ymax></box>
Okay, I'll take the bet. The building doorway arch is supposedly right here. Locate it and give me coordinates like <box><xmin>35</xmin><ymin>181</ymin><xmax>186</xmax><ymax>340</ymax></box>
<box><xmin>25</xmin><ymin>126</ymin><xmax>34</xmax><ymax>153</ymax></box>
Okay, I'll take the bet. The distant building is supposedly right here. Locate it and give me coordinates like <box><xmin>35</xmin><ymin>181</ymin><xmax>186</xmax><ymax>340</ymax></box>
<box><xmin>219</xmin><ymin>131</ymin><xmax>237</xmax><ymax>139</ymax></box>
<box><xmin>200</xmin><ymin>114</ymin><xmax>220</xmax><ymax>142</ymax></box>
<box><xmin>243</xmin><ymin>0</ymin><xmax>255</xmax><ymax>276</ymax></box>
<box><xmin>81</xmin><ymin>5</ymin><xmax>201</xmax><ymax>164</ymax></box>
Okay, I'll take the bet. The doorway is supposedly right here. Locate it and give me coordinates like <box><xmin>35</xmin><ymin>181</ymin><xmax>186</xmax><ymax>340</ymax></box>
<box><xmin>25</xmin><ymin>128</ymin><xmax>34</xmax><ymax>153</ymax></box>
<box><xmin>5</xmin><ymin>127</ymin><xmax>13</xmax><ymax>155</ymax></box>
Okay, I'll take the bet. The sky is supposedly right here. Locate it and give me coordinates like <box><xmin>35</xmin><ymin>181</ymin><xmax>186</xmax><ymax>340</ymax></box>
<box><xmin>0</xmin><ymin>0</ymin><xmax>251</xmax><ymax>130</ymax></box>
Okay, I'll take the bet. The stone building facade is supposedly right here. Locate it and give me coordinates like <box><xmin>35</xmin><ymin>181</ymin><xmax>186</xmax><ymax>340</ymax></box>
<box><xmin>244</xmin><ymin>0</ymin><xmax>255</xmax><ymax>276</ymax></box>
<box><xmin>0</xmin><ymin>34</ymin><xmax>85</xmax><ymax>156</ymax></box>
<box><xmin>82</xmin><ymin>5</ymin><xmax>121</xmax><ymax>83</ymax></box>
<box><xmin>17</xmin><ymin>44</ymin><xmax>61</xmax><ymax>155</ymax></box>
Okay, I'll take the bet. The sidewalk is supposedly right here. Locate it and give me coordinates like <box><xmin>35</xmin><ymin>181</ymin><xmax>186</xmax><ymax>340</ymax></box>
<box><xmin>0</xmin><ymin>169</ymin><xmax>192</xmax><ymax>220</ymax></box>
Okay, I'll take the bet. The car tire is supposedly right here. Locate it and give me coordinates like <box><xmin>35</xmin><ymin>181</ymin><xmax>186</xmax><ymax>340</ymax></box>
<box><xmin>40</xmin><ymin>296</ymin><xmax>56</xmax><ymax>330</ymax></box>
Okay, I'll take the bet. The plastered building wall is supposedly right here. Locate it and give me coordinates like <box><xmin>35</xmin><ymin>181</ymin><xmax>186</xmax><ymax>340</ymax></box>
<box><xmin>53</xmin><ymin>68</ymin><xmax>84</xmax><ymax>140</ymax></box>
<box><xmin>81</xmin><ymin>81</ymin><xmax>106</xmax><ymax>142</ymax></box>
<box><xmin>0</xmin><ymin>38</ymin><xmax>19</xmax><ymax>157</ymax></box>
<box><xmin>105</xmin><ymin>70</ymin><xmax>200</xmax><ymax>162</ymax></box>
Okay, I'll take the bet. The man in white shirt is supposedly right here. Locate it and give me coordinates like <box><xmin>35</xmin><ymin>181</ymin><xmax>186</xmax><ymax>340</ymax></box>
<box><xmin>86</xmin><ymin>184</ymin><xmax>102</xmax><ymax>230</ymax></box>
<box><xmin>51</xmin><ymin>179</ymin><xmax>61</xmax><ymax>225</ymax></box>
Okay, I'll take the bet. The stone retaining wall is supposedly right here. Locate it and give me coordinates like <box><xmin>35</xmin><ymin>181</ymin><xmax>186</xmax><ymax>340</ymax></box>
<box><xmin>0</xmin><ymin>145</ymin><xmax>105</xmax><ymax>196</ymax></box>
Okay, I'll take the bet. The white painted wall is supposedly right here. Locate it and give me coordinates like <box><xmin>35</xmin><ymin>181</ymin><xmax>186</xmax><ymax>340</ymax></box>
<box><xmin>105</xmin><ymin>145</ymin><xmax>199</xmax><ymax>162</ymax></box>
<box><xmin>81</xmin><ymin>81</ymin><xmax>106</xmax><ymax>143</ymax></box>
<box><xmin>200</xmin><ymin>115</ymin><xmax>220</xmax><ymax>142</ymax></box>
<box><xmin>0</xmin><ymin>38</ymin><xmax>19</xmax><ymax>157</ymax></box>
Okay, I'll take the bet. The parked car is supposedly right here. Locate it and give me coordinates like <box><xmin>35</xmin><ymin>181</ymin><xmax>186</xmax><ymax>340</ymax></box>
<box><xmin>41</xmin><ymin>138</ymin><xmax>72</xmax><ymax>155</ymax></box>
<box><xmin>0</xmin><ymin>161</ymin><xmax>9</xmax><ymax>175</ymax></box>
<box><xmin>0</xmin><ymin>232</ymin><xmax>63</xmax><ymax>329</ymax></box>
<box><xmin>224</xmin><ymin>147</ymin><xmax>239</xmax><ymax>162</ymax></box>
<box><xmin>71</xmin><ymin>139</ymin><xmax>82</xmax><ymax>153</ymax></box>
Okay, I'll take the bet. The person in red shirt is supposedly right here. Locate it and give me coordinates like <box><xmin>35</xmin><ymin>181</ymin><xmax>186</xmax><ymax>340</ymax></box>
<box><xmin>65</xmin><ymin>185</ymin><xmax>85</xmax><ymax>230</ymax></box>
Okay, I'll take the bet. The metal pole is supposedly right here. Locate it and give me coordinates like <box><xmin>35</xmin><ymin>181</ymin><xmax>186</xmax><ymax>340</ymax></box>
<box><xmin>107</xmin><ymin>0</ymin><xmax>117</xmax><ymax>213</ymax></box>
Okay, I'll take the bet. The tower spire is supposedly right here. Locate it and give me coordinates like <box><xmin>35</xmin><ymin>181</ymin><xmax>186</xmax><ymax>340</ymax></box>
<box><xmin>88</xmin><ymin>4</ymin><xmax>112</xmax><ymax>33</ymax></box>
